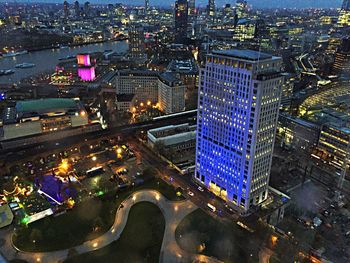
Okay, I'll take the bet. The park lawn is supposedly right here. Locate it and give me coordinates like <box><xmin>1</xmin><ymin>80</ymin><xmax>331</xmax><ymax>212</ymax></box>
<box><xmin>65</xmin><ymin>202</ymin><xmax>165</xmax><ymax>263</ymax></box>
<box><xmin>175</xmin><ymin>209</ymin><xmax>263</xmax><ymax>263</ymax></box>
<box><xmin>13</xmin><ymin>177</ymin><xmax>181</xmax><ymax>252</ymax></box>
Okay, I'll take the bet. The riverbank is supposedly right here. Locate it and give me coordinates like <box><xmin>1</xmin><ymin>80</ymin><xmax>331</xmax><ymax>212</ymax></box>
<box><xmin>0</xmin><ymin>40</ymin><xmax>129</xmax><ymax>84</ymax></box>
<box><xmin>1</xmin><ymin>36</ymin><xmax>128</xmax><ymax>56</ymax></box>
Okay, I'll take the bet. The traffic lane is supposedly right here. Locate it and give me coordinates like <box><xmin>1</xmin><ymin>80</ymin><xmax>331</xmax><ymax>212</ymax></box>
<box><xmin>131</xmin><ymin>141</ymin><xmax>237</xmax><ymax>221</ymax></box>
<box><xmin>1</xmin><ymin>113</ymin><xmax>197</xmax><ymax>163</ymax></box>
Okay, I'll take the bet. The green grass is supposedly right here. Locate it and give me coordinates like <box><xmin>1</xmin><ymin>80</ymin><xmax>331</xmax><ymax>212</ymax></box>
<box><xmin>175</xmin><ymin>209</ymin><xmax>261</xmax><ymax>263</ymax></box>
<box><xmin>65</xmin><ymin>202</ymin><xmax>165</xmax><ymax>263</ymax></box>
<box><xmin>13</xmin><ymin>178</ymin><xmax>181</xmax><ymax>252</ymax></box>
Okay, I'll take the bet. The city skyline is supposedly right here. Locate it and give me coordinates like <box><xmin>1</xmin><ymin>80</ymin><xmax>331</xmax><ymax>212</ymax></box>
<box><xmin>0</xmin><ymin>0</ymin><xmax>344</xmax><ymax>9</ymax></box>
<box><xmin>0</xmin><ymin>0</ymin><xmax>350</xmax><ymax>262</ymax></box>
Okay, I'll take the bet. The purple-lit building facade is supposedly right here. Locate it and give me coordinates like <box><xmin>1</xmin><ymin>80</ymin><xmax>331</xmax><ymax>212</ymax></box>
<box><xmin>78</xmin><ymin>67</ymin><xmax>96</xmax><ymax>81</ymax></box>
<box><xmin>194</xmin><ymin>50</ymin><xmax>283</xmax><ymax>212</ymax></box>
<box><xmin>77</xmin><ymin>53</ymin><xmax>96</xmax><ymax>81</ymax></box>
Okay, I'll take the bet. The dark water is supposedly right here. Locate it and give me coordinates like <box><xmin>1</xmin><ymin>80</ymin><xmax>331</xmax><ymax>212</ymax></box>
<box><xmin>0</xmin><ymin>40</ymin><xmax>128</xmax><ymax>84</ymax></box>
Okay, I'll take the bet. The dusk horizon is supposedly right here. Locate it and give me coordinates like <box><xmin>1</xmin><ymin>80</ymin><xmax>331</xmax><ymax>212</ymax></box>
<box><xmin>0</xmin><ymin>0</ymin><xmax>344</xmax><ymax>9</ymax></box>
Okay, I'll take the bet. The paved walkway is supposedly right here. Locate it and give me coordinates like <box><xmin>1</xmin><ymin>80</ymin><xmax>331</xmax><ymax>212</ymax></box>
<box><xmin>0</xmin><ymin>190</ymin><xmax>223</xmax><ymax>263</ymax></box>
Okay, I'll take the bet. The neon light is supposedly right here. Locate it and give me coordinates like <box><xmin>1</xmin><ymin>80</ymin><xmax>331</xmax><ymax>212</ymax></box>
<box><xmin>21</xmin><ymin>216</ymin><xmax>29</xmax><ymax>225</ymax></box>
<box><xmin>96</xmin><ymin>191</ymin><xmax>104</xmax><ymax>196</ymax></box>
<box><xmin>78</xmin><ymin>67</ymin><xmax>96</xmax><ymax>81</ymax></box>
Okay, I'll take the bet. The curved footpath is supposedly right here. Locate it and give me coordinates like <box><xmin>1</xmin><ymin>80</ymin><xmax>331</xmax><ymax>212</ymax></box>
<box><xmin>0</xmin><ymin>190</ymin><xmax>223</xmax><ymax>263</ymax></box>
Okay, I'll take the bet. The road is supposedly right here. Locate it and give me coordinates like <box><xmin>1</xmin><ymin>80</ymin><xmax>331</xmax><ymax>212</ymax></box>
<box><xmin>0</xmin><ymin>110</ymin><xmax>197</xmax><ymax>163</ymax></box>
<box><xmin>129</xmin><ymin>137</ymin><xmax>240</xmax><ymax>221</ymax></box>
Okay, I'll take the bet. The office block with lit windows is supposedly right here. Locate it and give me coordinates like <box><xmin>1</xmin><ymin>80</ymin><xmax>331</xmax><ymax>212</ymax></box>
<box><xmin>194</xmin><ymin>49</ymin><xmax>284</xmax><ymax>212</ymax></box>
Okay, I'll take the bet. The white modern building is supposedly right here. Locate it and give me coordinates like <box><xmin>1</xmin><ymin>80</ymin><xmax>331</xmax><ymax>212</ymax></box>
<box><xmin>115</xmin><ymin>70</ymin><xmax>186</xmax><ymax>114</ymax></box>
<box><xmin>194</xmin><ymin>49</ymin><xmax>283</xmax><ymax>212</ymax></box>
<box><xmin>158</xmin><ymin>72</ymin><xmax>186</xmax><ymax>114</ymax></box>
<box><xmin>148</xmin><ymin>123</ymin><xmax>196</xmax><ymax>150</ymax></box>
<box><xmin>115</xmin><ymin>70</ymin><xmax>159</xmax><ymax>104</ymax></box>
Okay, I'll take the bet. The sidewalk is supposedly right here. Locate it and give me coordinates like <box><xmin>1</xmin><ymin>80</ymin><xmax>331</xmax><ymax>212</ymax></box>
<box><xmin>0</xmin><ymin>190</ymin><xmax>223</xmax><ymax>263</ymax></box>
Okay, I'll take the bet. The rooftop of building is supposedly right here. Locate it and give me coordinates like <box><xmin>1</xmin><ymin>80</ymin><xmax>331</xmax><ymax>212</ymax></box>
<box><xmin>279</xmin><ymin>113</ymin><xmax>320</xmax><ymax>130</ymax></box>
<box><xmin>148</xmin><ymin>123</ymin><xmax>196</xmax><ymax>138</ymax></box>
<box><xmin>159</xmin><ymin>72</ymin><xmax>183</xmax><ymax>86</ymax></box>
<box><xmin>117</xmin><ymin>69</ymin><xmax>159</xmax><ymax>77</ymax></box>
<box><xmin>2</xmin><ymin>98</ymin><xmax>83</xmax><ymax>124</ymax></box>
<box><xmin>212</xmin><ymin>49</ymin><xmax>274</xmax><ymax>61</ymax></box>
<box><xmin>167</xmin><ymin>59</ymin><xmax>199</xmax><ymax>74</ymax></box>
<box><xmin>16</xmin><ymin>98</ymin><xmax>79</xmax><ymax>113</ymax></box>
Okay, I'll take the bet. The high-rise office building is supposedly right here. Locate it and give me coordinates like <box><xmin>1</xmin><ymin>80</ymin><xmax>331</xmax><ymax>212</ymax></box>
<box><xmin>145</xmin><ymin>0</ymin><xmax>150</xmax><ymax>12</ymax></box>
<box><xmin>63</xmin><ymin>1</ymin><xmax>69</xmax><ymax>19</ymax></box>
<box><xmin>174</xmin><ymin>0</ymin><xmax>189</xmax><ymax>44</ymax></box>
<box><xmin>236</xmin><ymin>0</ymin><xmax>248</xmax><ymax>19</ymax></box>
<box><xmin>187</xmin><ymin>0</ymin><xmax>196</xmax><ymax>38</ymax></box>
<box><xmin>338</xmin><ymin>0</ymin><xmax>350</xmax><ymax>26</ymax></box>
<box><xmin>207</xmin><ymin>0</ymin><xmax>215</xmax><ymax>18</ymax></box>
<box><xmin>188</xmin><ymin>0</ymin><xmax>195</xmax><ymax>16</ymax></box>
<box><xmin>343</xmin><ymin>0</ymin><xmax>350</xmax><ymax>10</ymax></box>
<box><xmin>194</xmin><ymin>49</ymin><xmax>283</xmax><ymax>211</ymax></box>
<box><xmin>128</xmin><ymin>24</ymin><xmax>147</xmax><ymax>63</ymax></box>
<box><xmin>158</xmin><ymin>72</ymin><xmax>186</xmax><ymax>114</ymax></box>
<box><xmin>83</xmin><ymin>1</ymin><xmax>91</xmax><ymax>17</ymax></box>
<box><xmin>333</xmin><ymin>38</ymin><xmax>350</xmax><ymax>77</ymax></box>
<box><xmin>74</xmin><ymin>1</ymin><xmax>80</xmax><ymax>17</ymax></box>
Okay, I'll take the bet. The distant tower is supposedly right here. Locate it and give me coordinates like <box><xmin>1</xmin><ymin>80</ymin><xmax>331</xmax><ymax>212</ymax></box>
<box><xmin>188</xmin><ymin>0</ymin><xmax>195</xmax><ymax>16</ymax></box>
<box><xmin>74</xmin><ymin>1</ymin><xmax>80</xmax><ymax>17</ymax></box>
<box><xmin>236</xmin><ymin>0</ymin><xmax>248</xmax><ymax>19</ymax></box>
<box><xmin>188</xmin><ymin>0</ymin><xmax>196</xmax><ymax>38</ymax></box>
<box><xmin>129</xmin><ymin>24</ymin><xmax>147</xmax><ymax>64</ymax></box>
<box><xmin>145</xmin><ymin>0</ymin><xmax>150</xmax><ymax>12</ymax></box>
<box><xmin>83</xmin><ymin>1</ymin><xmax>90</xmax><ymax>17</ymax></box>
<box><xmin>194</xmin><ymin>49</ymin><xmax>284</xmax><ymax>212</ymax></box>
<box><xmin>174</xmin><ymin>0</ymin><xmax>189</xmax><ymax>44</ymax></box>
<box><xmin>342</xmin><ymin>0</ymin><xmax>350</xmax><ymax>10</ymax></box>
<box><xmin>207</xmin><ymin>0</ymin><xmax>215</xmax><ymax>18</ymax></box>
<box><xmin>338</xmin><ymin>0</ymin><xmax>350</xmax><ymax>27</ymax></box>
<box><xmin>63</xmin><ymin>1</ymin><xmax>69</xmax><ymax>19</ymax></box>
<box><xmin>333</xmin><ymin>38</ymin><xmax>350</xmax><ymax>77</ymax></box>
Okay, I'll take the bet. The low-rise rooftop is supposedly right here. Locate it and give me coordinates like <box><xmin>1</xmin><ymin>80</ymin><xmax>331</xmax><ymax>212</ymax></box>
<box><xmin>212</xmin><ymin>49</ymin><xmax>273</xmax><ymax>61</ymax></box>
<box><xmin>16</xmin><ymin>98</ymin><xmax>79</xmax><ymax>113</ymax></box>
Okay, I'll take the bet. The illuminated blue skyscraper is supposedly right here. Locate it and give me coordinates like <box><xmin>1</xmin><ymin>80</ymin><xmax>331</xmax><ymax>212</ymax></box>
<box><xmin>194</xmin><ymin>50</ymin><xmax>283</xmax><ymax>212</ymax></box>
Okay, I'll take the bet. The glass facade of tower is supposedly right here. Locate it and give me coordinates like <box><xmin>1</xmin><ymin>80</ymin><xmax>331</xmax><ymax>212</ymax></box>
<box><xmin>175</xmin><ymin>0</ymin><xmax>189</xmax><ymax>44</ymax></box>
<box><xmin>194</xmin><ymin>50</ymin><xmax>283</xmax><ymax>211</ymax></box>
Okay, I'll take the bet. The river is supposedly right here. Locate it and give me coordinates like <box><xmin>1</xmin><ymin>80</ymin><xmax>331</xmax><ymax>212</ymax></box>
<box><xmin>0</xmin><ymin>40</ymin><xmax>128</xmax><ymax>84</ymax></box>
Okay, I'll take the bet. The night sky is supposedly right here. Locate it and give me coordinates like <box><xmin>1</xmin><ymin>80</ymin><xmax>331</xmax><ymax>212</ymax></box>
<box><xmin>0</xmin><ymin>0</ymin><xmax>343</xmax><ymax>9</ymax></box>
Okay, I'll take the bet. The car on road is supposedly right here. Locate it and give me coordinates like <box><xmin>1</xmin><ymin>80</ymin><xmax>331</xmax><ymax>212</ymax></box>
<box><xmin>188</xmin><ymin>191</ymin><xmax>194</xmax><ymax>197</ymax></box>
<box><xmin>198</xmin><ymin>186</ymin><xmax>204</xmax><ymax>192</ymax></box>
